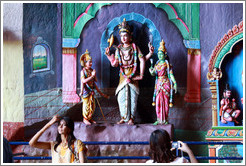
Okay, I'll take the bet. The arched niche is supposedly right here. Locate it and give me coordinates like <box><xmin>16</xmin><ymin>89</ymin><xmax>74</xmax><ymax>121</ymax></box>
<box><xmin>62</xmin><ymin>3</ymin><xmax>200</xmax><ymax>103</ymax></box>
<box><xmin>72</xmin><ymin>3</ymin><xmax>192</xmax><ymax>40</ymax></box>
<box><xmin>100</xmin><ymin>13</ymin><xmax>161</xmax><ymax>88</ymax></box>
<box><xmin>207</xmin><ymin>21</ymin><xmax>243</xmax><ymax>126</ymax></box>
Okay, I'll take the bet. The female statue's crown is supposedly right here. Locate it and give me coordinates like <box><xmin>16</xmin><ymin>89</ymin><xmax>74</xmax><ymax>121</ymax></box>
<box><xmin>118</xmin><ymin>18</ymin><xmax>131</xmax><ymax>34</ymax></box>
<box><xmin>80</xmin><ymin>49</ymin><xmax>92</xmax><ymax>67</ymax></box>
<box><xmin>158</xmin><ymin>39</ymin><xmax>166</xmax><ymax>53</ymax></box>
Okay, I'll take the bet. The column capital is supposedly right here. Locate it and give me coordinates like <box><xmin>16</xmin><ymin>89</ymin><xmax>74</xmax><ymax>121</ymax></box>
<box><xmin>188</xmin><ymin>48</ymin><xmax>201</xmax><ymax>55</ymax></box>
<box><xmin>183</xmin><ymin>40</ymin><xmax>200</xmax><ymax>49</ymax></box>
<box><xmin>62</xmin><ymin>47</ymin><xmax>77</xmax><ymax>54</ymax></box>
<box><xmin>62</xmin><ymin>38</ymin><xmax>80</xmax><ymax>48</ymax></box>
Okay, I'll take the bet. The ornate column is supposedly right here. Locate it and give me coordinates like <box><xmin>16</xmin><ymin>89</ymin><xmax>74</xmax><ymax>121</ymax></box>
<box><xmin>184</xmin><ymin>48</ymin><xmax>201</xmax><ymax>103</ymax></box>
<box><xmin>208</xmin><ymin>81</ymin><xmax>218</xmax><ymax>126</ymax></box>
<box><xmin>62</xmin><ymin>47</ymin><xmax>80</xmax><ymax>103</ymax></box>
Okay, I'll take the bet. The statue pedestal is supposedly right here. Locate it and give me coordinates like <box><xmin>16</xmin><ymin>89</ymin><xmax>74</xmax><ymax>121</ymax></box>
<box><xmin>24</xmin><ymin>123</ymin><xmax>174</xmax><ymax>163</ymax></box>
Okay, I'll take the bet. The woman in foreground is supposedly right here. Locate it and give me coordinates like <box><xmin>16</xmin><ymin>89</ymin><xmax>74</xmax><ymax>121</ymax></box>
<box><xmin>29</xmin><ymin>115</ymin><xmax>87</xmax><ymax>163</ymax></box>
<box><xmin>146</xmin><ymin>129</ymin><xmax>198</xmax><ymax>163</ymax></box>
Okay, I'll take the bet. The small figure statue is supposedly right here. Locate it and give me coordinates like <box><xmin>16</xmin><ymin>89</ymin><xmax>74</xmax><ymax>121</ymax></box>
<box><xmin>79</xmin><ymin>50</ymin><xmax>109</xmax><ymax>125</ymax></box>
<box><xmin>105</xmin><ymin>18</ymin><xmax>154</xmax><ymax>125</ymax></box>
<box><xmin>149</xmin><ymin>40</ymin><xmax>177</xmax><ymax>125</ymax></box>
<box><xmin>211</xmin><ymin>67</ymin><xmax>222</xmax><ymax>80</ymax></box>
<box><xmin>220</xmin><ymin>84</ymin><xmax>241</xmax><ymax>124</ymax></box>
<box><xmin>207</xmin><ymin>67</ymin><xmax>222</xmax><ymax>80</ymax></box>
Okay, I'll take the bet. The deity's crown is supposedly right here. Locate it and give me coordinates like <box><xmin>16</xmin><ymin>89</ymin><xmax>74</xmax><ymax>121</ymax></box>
<box><xmin>80</xmin><ymin>49</ymin><xmax>92</xmax><ymax>67</ymax></box>
<box><xmin>224</xmin><ymin>83</ymin><xmax>230</xmax><ymax>91</ymax></box>
<box><xmin>158</xmin><ymin>39</ymin><xmax>166</xmax><ymax>53</ymax></box>
<box><xmin>118</xmin><ymin>18</ymin><xmax>131</xmax><ymax>34</ymax></box>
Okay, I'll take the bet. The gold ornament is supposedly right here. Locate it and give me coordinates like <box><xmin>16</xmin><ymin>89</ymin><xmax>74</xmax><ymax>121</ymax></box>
<box><xmin>118</xmin><ymin>18</ymin><xmax>131</xmax><ymax>34</ymax></box>
<box><xmin>107</xmin><ymin>34</ymin><xmax>114</xmax><ymax>48</ymax></box>
<box><xmin>80</xmin><ymin>49</ymin><xmax>92</xmax><ymax>67</ymax></box>
<box><xmin>158</xmin><ymin>39</ymin><xmax>166</xmax><ymax>53</ymax></box>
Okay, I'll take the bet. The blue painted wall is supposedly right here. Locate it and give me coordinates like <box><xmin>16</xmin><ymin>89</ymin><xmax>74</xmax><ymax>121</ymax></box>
<box><xmin>219</xmin><ymin>41</ymin><xmax>243</xmax><ymax>126</ymax></box>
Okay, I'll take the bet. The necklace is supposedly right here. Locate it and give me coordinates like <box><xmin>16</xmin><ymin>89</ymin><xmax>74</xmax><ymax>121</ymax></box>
<box><xmin>117</xmin><ymin>43</ymin><xmax>138</xmax><ymax>83</ymax></box>
<box><xmin>120</xmin><ymin>44</ymin><xmax>132</xmax><ymax>51</ymax></box>
<box><xmin>120</xmin><ymin>49</ymin><xmax>132</xmax><ymax>61</ymax></box>
<box><xmin>58</xmin><ymin>144</ymin><xmax>68</xmax><ymax>163</ymax></box>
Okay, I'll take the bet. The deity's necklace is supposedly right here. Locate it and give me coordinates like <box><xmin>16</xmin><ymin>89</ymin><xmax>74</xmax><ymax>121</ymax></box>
<box><xmin>120</xmin><ymin>44</ymin><xmax>132</xmax><ymax>51</ymax></box>
<box><xmin>117</xmin><ymin>43</ymin><xmax>137</xmax><ymax>83</ymax></box>
<box><xmin>120</xmin><ymin>46</ymin><xmax>132</xmax><ymax>61</ymax></box>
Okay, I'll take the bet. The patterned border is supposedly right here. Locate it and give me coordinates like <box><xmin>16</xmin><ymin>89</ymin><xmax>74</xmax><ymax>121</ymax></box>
<box><xmin>208</xmin><ymin>21</ymin><xmax>243</xmax><ymax>74</ymax></box>
<box><xmin>206</xmin><ymin>129</ymin><xmax>243</xmax><ymax>138</ymax></box>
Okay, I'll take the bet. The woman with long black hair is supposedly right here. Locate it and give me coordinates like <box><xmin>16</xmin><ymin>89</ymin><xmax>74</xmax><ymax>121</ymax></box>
<box><xmin>146</xmin><ymin>129</ymin><xmax>198</xmax><ymax>163</ymax></box>
<box><xmin>29</xmin><ymin>115</ymin><xmax>87</xmax><ymax>163</ymax></box>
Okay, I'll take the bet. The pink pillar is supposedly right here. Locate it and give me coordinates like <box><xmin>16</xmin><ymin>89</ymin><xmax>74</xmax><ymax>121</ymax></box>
<box><xmin>62</xmin><ymin>48</ymin><xmax>80</xmax><ymax>103</ymax></box>
<box><xmin>184</xmin><ymin>49</ymin><xmax>201</xmax><ymax>103</ymax></box>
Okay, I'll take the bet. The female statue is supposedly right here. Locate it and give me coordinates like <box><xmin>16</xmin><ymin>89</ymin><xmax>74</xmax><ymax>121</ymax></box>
<box><xmin>149</xmin><ymin>40</ymin><xmax>177</xmax><ymax>125</ymax></box>
<box><xmin>105</xmin><ymin>18</ymin><xmax>154</xmax><ymax>125</ymax></box>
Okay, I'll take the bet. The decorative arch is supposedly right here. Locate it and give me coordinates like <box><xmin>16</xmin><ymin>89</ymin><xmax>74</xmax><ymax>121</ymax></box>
<box><xmin>153</xmin><ymin>3</ymin><xmax>190</xmax><ymax>39</ymax></box>
<box><xmin>207</xmin><ymin>21</ymin><xmax>243</xmax><ymax>126</ymax></box>
<box><xmin>208</xmin><ymin>21</ymin><xmax>243</xmax><ymax>75</ymax></box>
<box><xmin>73</xmin><ymin>3</ymin><xmax>112</xmax><ymax>38</ymax></box>
<box><xmin>71</xmin><ymin>3</ymin><xmax>193</xmax><ymax>40</ymax></box>
<box><xmin>100</xmin><ymin>13</ymin><xmax>161</xmax><ymax>88</ymax></box>
<box><xmin>62</xmin><ymin>3</ymin><xmax>201</xmax><ymax>103</ymax></box>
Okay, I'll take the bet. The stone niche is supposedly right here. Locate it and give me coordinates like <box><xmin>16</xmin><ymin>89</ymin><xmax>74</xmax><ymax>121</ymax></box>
<box><xmin>23</xmin><ymin>123</ymin><xmax>173</xmax><ymax>163</ymax></box>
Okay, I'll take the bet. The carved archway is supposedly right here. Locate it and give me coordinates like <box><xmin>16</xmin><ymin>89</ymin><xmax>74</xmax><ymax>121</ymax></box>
<box><xmin>73</xmin><ymin>3</ymin><xmax>191</xmax><ymax>40</ymax></box>
<box><xmin>62</xmin><ymin>3</ymin><xmax>200</xmax><ymax>103</ymax></box>
<box><xmin>207</xmin><ymin>21</ymin><xmax>243</xmax><ymax>126</ymax></box>
<box><xmin>208</xmin><ymin>21</ymin><xmax>243</xmax><ymax>75</ymax></box>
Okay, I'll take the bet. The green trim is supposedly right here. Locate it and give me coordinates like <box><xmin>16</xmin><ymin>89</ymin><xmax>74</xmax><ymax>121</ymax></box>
<box><xmin>73</xmin><ymin>14</ymin><xmax>94</xmax><ymax>38</ymax></box>
<box><xmin>63</xmin><ymin>3</ymin><xmax>200</xmax><ymax>41</ymax></box>
<box><xmin>63</xmin><ymin>3</ymin><xmax>75</xmax><ymax>38</ymax></box>
<box><xmin>191</xmin><ymin>3</ymin><xmax>200</xmax><ymax>39</ymax></box>
<box><xmin>153</xmin><ymin>3</ymin><xmax>188</xmax><ymax>39</ymax></box>
<box><xmin>211</xmin><ymin>126</ymin><xmax>243</xmax><ymax>130</ymax></box>
<box><xmin>206</xmin><ymin>136</ymin><xmax>243</xmax><ymax>138</ymax></box>
<box><xmin>153</xmin><ymin>3</ymin><xmax>200</xmax><ymax>40</ymax></box>
<box><xmin>63</xmin><ymin>3</ymin><xmax>112</xmax><ymax>38</ymax></box>
<box><xmin>73</xmin><ymin>3</ymin><xmax>112</xmax><ymax>38</ymax></box>
<box><xmin>214</xmin><ymin>32</ymin><xmax>243</xmax><ymax>68</ymax></box>
<box><xmin>75</xmin><ymin>3</ymin><xmax>91</xmax><ymax>20</ymax></box>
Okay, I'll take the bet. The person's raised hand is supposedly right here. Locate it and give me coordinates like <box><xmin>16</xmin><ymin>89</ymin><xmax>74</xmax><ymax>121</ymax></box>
<box><xmin>48</xmin><ymin>115</ymin><xmax>60</xmax><ymax>126</ymax></box>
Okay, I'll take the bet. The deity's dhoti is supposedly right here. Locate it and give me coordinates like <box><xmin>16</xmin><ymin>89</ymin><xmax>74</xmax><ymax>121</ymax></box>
<box><xmin>82</xmin><ymin>94</ymin><xmax>95</xmax><ymax>121</ymax></box>
<box><xmin>116</xmin><ymin>80</ymin><xmax>139</xmax><ymax>122</ymax></box>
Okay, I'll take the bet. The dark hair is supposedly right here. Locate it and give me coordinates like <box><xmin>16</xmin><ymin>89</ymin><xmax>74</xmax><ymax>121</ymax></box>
<box><xmin>149</xmin><ymin>129</ymin><xmax>176</xmax><ymax>163</ymax></box>
<box><xmin>54</xmin><ymin>116</ymin><xmax>76</xmax><ymax>153</ymax></box>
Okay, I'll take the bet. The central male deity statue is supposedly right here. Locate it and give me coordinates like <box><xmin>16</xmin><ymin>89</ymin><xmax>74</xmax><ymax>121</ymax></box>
<box><xmin>105</xmin><ymin>18</ymin><xmax>154</xmax><ymax>125</ymax></box>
